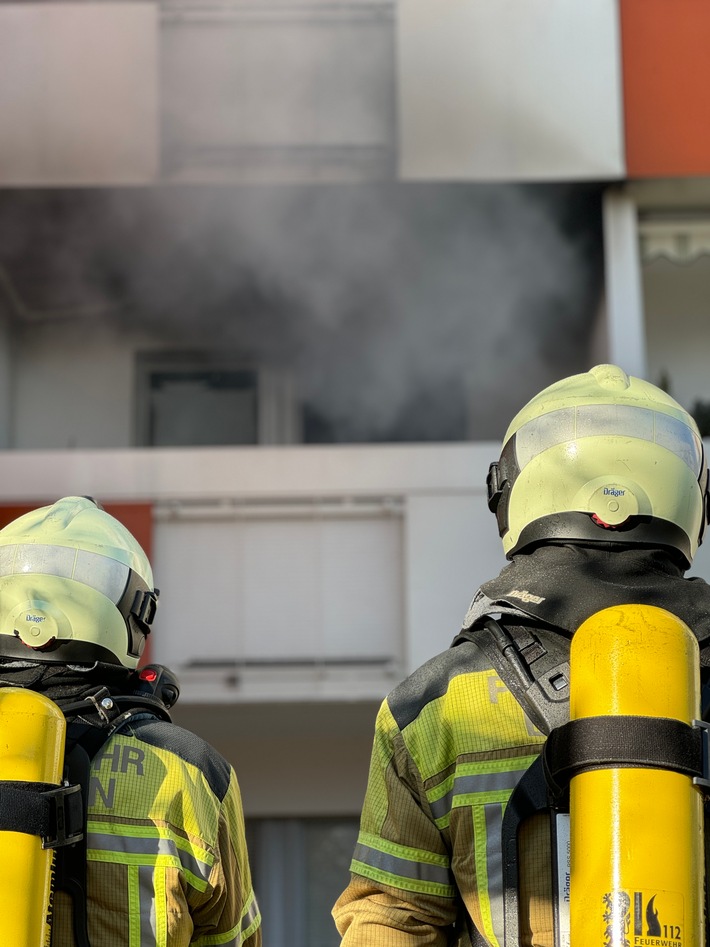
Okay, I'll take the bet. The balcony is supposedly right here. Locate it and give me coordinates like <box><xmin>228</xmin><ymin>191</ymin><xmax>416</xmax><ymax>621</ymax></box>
<box><xmin>0</xmin><ymin>442</ymin><xmax>503</xmax><ymax>701</ymax></box>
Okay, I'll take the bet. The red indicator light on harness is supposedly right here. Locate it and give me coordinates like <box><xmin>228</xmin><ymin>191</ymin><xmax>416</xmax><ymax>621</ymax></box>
<box><xmin>139</xmin><ymin>668</ymin><xmax>158</xmax><ymax>682</ymax></box>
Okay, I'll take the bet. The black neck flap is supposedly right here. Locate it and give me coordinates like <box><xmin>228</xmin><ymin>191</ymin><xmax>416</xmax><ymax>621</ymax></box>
<box><xmin>475</xmin><ymin>544</ymin><xmax>710</xmax><ymax>649</ymax></box>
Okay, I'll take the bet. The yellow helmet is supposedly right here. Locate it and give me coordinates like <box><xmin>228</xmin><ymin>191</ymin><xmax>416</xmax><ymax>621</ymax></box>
<box><xmin>487</xmin><ymin>364</ymin><xmax>709</xmax><ymax>567</ymax></box>
<box><xmin>0</xmin><ymin>497</ymin><xmax>159</xmax><ymax>668</ymax></box>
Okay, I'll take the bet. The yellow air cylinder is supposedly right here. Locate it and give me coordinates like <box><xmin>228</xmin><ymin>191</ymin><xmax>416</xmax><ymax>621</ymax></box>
<box><xmin>568</xmin><ymin>604</ymin><xmax>704</xmax><ymax>947</ymax></box>
<box><xmin>0</xmin><ymin>687</ymin><xmax>66</xmax><ymax>947</ymax></box>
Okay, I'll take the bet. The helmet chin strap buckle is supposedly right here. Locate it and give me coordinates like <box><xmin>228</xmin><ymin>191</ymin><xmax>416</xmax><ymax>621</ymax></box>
<box><xmin>130</xmin><ymin>589</ymin><xmax>159</xmax><ymax>628</ymax></box>
<box><xmin>486</xmin><ymin>462</ymin><xmax>502</xmax><ymax>512</ymax></box>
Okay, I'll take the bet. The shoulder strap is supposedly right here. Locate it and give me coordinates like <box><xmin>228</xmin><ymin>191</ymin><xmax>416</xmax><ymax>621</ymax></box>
<box><xmin>454</xmin><ymin>618</ymin><xmax>571</xmax><ymax>735</ymax></box>
<box><xmin>55</xmin><ymin>705</ymin><xmax>165</xmax><ymax>947</ymax></box>
<box><xmin>55</xmin><ymin>737</ymin><xmax>94</xmax><ymax>947</ymax></box>
<box><xmin>452</xmin><ymin>619</ymin><xmax>573</xmax><ymax>944</ymax></box>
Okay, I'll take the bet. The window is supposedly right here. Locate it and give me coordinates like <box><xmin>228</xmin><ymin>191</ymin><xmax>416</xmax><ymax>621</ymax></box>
<box><xmin>135</xmin><ymin>353</ymin><xmax>299</xmax><ymax>446</ymax></box>
<box><xmin>147</xmin><ymin>367</ymin><xmax>258</xmax><ymax>446</ymax></box>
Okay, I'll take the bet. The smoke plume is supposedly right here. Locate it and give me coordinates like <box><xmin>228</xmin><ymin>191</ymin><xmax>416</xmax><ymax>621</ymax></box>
<box><xmin>0</xmin><ymin>182</ymin><xmax>604</xmax><ymax>443</ymax></box>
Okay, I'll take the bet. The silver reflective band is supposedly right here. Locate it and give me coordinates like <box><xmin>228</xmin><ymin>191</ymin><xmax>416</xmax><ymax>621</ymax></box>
<box><xmin>428</xmin><ymin>764</ymin><xmax>531</xmax><ymax>822</ymax></box>
<box><xmin>0</xmin><ymin>544</ymin><xmax>130</xmax><ymax>604</ymax></box>
<box><xmin>240</xmin><ymin>893</ymin><xmax>261</xmax><ymax>939</ymax></box>
<box><xmin>88</xmin><ymin>830</ymin><xmax>213</xmax><ymax>882</ymax></box>
<box><xmin>515</xmin><ymin>405</ymin><xmax>704</xmax><ymax>477</ymax></box>
<box><xmin>351</xmin><ymin>840</ymin><xmax>453</xmax><ymax>887</ymax></box>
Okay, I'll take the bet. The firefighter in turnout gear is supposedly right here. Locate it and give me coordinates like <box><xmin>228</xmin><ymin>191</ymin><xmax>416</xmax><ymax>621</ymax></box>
<box><xmin>333</xmin><ymin>364</ymin><xmax>710</xmax><ymax>947</ymax></box>
<box><xmin>0</xmin><ymin>496</ymin><xmax>261</xmax><ymax>947</ymax></box>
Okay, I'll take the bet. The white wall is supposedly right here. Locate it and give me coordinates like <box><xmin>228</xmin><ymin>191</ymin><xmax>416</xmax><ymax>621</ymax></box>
<box><xmin>162</xmin><ymin>0</ymin><xmax>395</xmax><ymax>184</ymax></box>
<box><xmin>0</xmin><ymin>3</ymin><xmax>158</xmax><ymax>185</ymax></box>
<box><xmin>405</xmin><ymin>493</ymin><xmax>503</xmax><ymax>672</ymax></box>
<box><xmin>398</xmin><ymin>0</ymin><xmax>624</xmax><ymax>181</ymax></box>
<box><xmin>11</xmin><ymin>323</ymin><xmax>185</xmax><ymax>449</ymax></box>
<box><xmin>643</xmin><ymin>256</ymin><xmax>710</xmax><ymax>408</ymax></box>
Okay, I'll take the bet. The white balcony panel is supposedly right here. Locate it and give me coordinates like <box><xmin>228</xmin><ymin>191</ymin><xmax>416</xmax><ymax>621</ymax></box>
<box><xmin>152</xmin><ymin>511</ymin><xmax>403</xmax><ymax>669</ymax></box>
<box><xmin>153</xmin><ymin>520</ymin><xmax>245</xmax><ymax>667</ymax></box>
<box><xmin>0</xmin><ymin>3</ymin><xmax>158</xmax><ymax>185</ymax></box>
<box><xmin>398</xmin><ymin>0</ymin><xmax>623</xmax><ymax>181</ymax></box>
<box><xmin>0</xmin><ymin>443</ymin><xmax>482</xmax><ymax>502</ymax></box>
<box><xmin>161</xmin><ymin>2</ymin><xmax>394</xmax><ymax>182</ymax></box>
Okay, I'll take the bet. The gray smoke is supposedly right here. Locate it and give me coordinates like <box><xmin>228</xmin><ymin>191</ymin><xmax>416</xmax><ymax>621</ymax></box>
<box><xmin>0</xmin><ymin>182</ymin><xmax>603</xmax><ymax>442</ymax></box>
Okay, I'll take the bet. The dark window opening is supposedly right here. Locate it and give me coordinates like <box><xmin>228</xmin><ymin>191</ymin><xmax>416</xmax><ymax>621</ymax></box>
<box><xmin>137</xmin><ymin>355</ymin><xmax>259</xmax><ymax>447</ymax></box>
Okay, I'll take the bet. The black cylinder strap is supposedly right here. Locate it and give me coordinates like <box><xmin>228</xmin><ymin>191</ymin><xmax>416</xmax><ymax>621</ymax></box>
<box><xmin>543</xmin><ymin>715</ymin><xmax>710</xmax><ymax>800</ymax></box>
<box><xmin>0</xmin><ymin>780</ymin><xmax>83</xmax><ymax>848</ymax></box>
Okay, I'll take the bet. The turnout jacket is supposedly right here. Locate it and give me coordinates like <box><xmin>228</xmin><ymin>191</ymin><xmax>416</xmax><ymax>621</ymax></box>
<box><xmin>333</xmin><ymin>632</ymin><xmax>548</xmax><ymax>947</ymax></box>
<box><xmin>334</xmin><ymin>545</ymin><xmax>710</xmax><ymax>947</ymax></box>
<box><xmin>51</xmin><ymin>716</ymin><xmax>261</xmax><ymax>947</ymax></box>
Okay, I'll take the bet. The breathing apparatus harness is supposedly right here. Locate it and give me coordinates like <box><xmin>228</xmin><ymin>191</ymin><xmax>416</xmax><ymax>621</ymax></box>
<box><xmin>0</xmin><ymin>662</ymin><xmax>180</xmax><ymax>947</ymax></box>
<box><xmin>453</xmin><ymin>614</ymin><xmax>710</xmax><ymax>947</ymax></box>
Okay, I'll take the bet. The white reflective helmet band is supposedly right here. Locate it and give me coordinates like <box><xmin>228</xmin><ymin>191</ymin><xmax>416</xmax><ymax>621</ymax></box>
<box><xmin>0</xmin><ymin>543</ymin><xmax>131</xmax><ymax>604</ymax></box>
<box><xmin>514</xmin><ymin>405</ymin><xmax>704</xmax><ymax>479</ymax></box>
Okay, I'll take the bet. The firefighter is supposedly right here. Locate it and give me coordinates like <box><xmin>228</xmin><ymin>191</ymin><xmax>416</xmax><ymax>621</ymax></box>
<box><xmin>333</xmin><ymin>363</ymin><xmax>710</xmax><ymax>947</ymax></box>
<box><xmin>0</xmin><ymin>496</ymin><xmax>261</xmax><ymax>947</ymax></box>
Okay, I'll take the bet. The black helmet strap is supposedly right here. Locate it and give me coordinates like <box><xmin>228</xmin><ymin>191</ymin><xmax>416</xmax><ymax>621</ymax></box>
<box><xmin>116</xmin><ymin>571</ymin><xmax>160</xmax><ymax>660</ymax></box>
<box><xmin>487</xmin><ymin>436</ymin><xmax>520</xmax><ymax>537</ymax></box>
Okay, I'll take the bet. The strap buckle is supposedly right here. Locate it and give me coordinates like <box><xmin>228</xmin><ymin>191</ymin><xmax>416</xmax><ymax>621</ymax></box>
<box><xmin>692</xmin><ymin>718</ymin><xmax>710</xmax><ymax>792</ymax></box>
<box><xmin>41</xmin><ymin>783</ymin><xmax>84</xmax><ymax>850</ymax></box>
<box><xmin>131</xmin><ymin>588</ymin><xmax>159</xmax><ymax>628</ymax></box>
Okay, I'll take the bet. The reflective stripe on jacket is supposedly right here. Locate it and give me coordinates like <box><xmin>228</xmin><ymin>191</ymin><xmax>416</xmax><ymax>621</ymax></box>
<box><xmin>333</xmin><ymin>638</ymin><xmax>548</xmax><ymax>947</ymax></box>
<box><xmin>52</xmin><ymin>717</ymin><xmax>261</xmax><ymax>947</ymax></box>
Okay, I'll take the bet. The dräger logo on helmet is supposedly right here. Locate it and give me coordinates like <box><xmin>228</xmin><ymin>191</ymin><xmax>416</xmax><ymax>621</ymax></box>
<box><xmin>603</xmin><ymin>487</ymin><xmax>626</xmax><ymax>497</ymax></box>
<box><xmin>25</xmin><ymin>614</ymin><xmax>45</xmax><ymax>623</ymax></box>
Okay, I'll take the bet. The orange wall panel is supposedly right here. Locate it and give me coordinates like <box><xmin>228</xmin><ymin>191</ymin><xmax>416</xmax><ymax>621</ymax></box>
<box><xmin>621</xmin><ymin>0</ymin><xmax>710</xmax><ymax>176</ymax></box>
